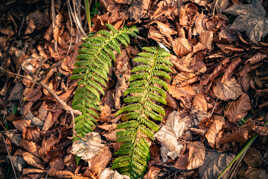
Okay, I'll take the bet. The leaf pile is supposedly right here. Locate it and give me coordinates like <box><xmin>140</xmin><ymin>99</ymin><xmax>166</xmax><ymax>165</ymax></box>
<box><xmin>0</xmin><ymin>0</ymin><xmax>268</xmax><ymax>179</ymax></box>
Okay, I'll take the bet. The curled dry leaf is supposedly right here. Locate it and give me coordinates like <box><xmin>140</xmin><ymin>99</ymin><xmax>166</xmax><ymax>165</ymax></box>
<box><xmin>199</xmin><ymin>152</ymin><xmax>234</xmax><ymax>179</ymax></box>
<box><xmin>172</xmin><ymin>72</ymin><xmax>197</xmax><ymax>87</ymax></box>
<box><xmin>71</xmin><ymin>132</ymin><xmax>111</xmax><ymax>173</ymax></box>
<box><xmin>89</xmin><ymin>145</ymin><xmax>112</xmax><ymax>176</ymax></box>
<box><xmin>205</xmin><ymin>115</ymin><xmax>225</xmax><ymax>148</ymax></box>
<box><xmin>12</xmin><ymin>119</ymin><xmax>31</xmax><ymax>132</ymax></box>
<box><xmin>212</xmin><ymin>78</ymin><xmax>243</xmax><ymax>101</ymax></box>
<box><xmin>22</xmin><ymin>152</ymin><xmax>44</xmax><ymax>169</ymax></box>
<box><xmin>186</xmin><ymin>141</ymin><xmax>205</xmax><ymax>170</ymax></box>
<box><xmin>179</xmin><ymin>3</ymin><xmax>198</xmax><ymax>26</ymax></box>
<box><xmin>155</xmin><ymin>111</ymin><xmax>192</xmax><ymax>161</ymax></box>
<box><xmin>245</xmin><ymin>52</ymin><xmax>267</xmax><ymax>64</ymax></box>
<box><xmin>99</xmin><ymin>168</ymin><xmax>130</xmax><ymax>179</ymax></box>
<box><xmin>172</xmin><ymin>37</ymin><xmax>192</xmax><ymax>57</ymax></box>
<box><xmin>166</xmin><ymin>93</ymin><xmax>178</xmax><ymax>109</ymax></box>
<box><xmin>144</xmin><ymin>166</ymin><xmax>161</xmax><ymax>179</ymax></box>
<box><xmin>221</xmin><ymin>57</ymin><xmax>241</xmax><ymax>83</ymax></box>
<box><xmin>224</xmin><ymin>93</ymin><xmax>251</xmax><ymax>123</ymax></box>
<box><xmin>219</xmin><ymin>127</ymin><xmax>249</xmax><ymax>144</ymax></box>
<box><xmin>168</xmin><ymin>84</ymin><xmax>195</xmax><ymax>108</ymax></box>
<box><xmin>153</xmin><ymin>21</ymin><xmax>176</xmax><ymax>41</ymax></box>
<box><xmin>42</xmin><ymin>112</ymin><xmax>54</xmax><ymax>131</ymax></box>
<box><xmin>193</xmin><ymin>94</ymin><xmax>208</xmax><ymax>112</ymax></box>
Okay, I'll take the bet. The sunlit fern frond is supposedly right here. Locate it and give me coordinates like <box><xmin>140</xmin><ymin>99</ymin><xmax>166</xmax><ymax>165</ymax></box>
<box><xmin>112</xmin><ymin>47</ymin><xmax>172</xmax><ymax>178</ymax></box>
<box><xmin>71</xmin><ymin>24</ymin><xmax>138</xmax><ymax>139</ymax></box>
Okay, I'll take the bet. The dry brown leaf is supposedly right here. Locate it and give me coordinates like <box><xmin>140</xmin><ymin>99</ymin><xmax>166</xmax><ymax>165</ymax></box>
<box><xmin>99</xmin><ymin>168</ymin><xmax>130</xmax><ymax>179</ymax></box>
<box><xmin>172</xmin><ymin>37</ymin><xmax>192</xmax><ymax>57</ymax></box>
<box><xmin>22</xmin><ymin>127</ymin><xmax>40</xmax><ymax>142</ymax></box>
<box><xmin>144</xmin><ymin>166</ymin><xmax>161</xmax><ymax>179</ymax></box>
<box><xmin>212</xmin><ymin>78</ymin><xmax>243</xmax><ymax>101</ymax></box>
<box><xmin>243</xmin><ymin>168</ymin><xmax>268</xmax><ymax>179</ymax></box>
<box><xmin>23</xmin><ymin>87</ymin><xmax>43</xmax><ymax>102</ymax></box>
<box><xmin>179</xmin><ymin>3</ymin><xmax>198</xmax><ymax>26</ymax></box>
<box><xmin>193</xmin><ymin>94</ymin><xmax>208</xmax><ymax>112</ymax></box>
<box><xmin>22</xmin><ymin>168</ymin><xmax>45</xmax><ymax>175</ymax></box>
<box><xmin>151</xmin><ymin>2</ymin><xmax>178</xmax><ymax>20</ymax></box>
<box><xmin>12</xmin><ymin>119</ymin><xmax>31</xmax><ymax>132</ymax></box>
<box><xmin>89</xmin><ymin>146</ymin><xmax>111</xmax><ymax>176</ymax></box>
<box><xmin>20</xmin><ymin>139</ymin><xmax>39</xmax><ymax>155</ymax></box>
<box><xmin>245</xmin><ymin>52</ymin><xmax>267</xmax><ymax>64</ymax></box>
<box><xmin>128</xmin><ymin>0</ymin><xmax>151</xmax><ymax>21</ymax></box>
<box><xmin>199</xmin><ymin>31</ymin><xmax>214</xmax><ymax>50</ymax></box>
<box><xmin>170</xmin><ymin>53</ymin><xmax>206</xmax><ymax>74</ymax></box>
<box><xmin>23</xmin><ymin>152</ymin><xmax>44</xmax><ymax>169</ymax></box>
<box><xmin>224</xmin><ymin>93</ymin><xmax>251</xmax><ymax>123</ymax></box>
<box><xmin>155</xmin><ymin>111</ymin><xmax>192</xmax><ymax>161</ymax></box>
<box><xmin>42</xmin><ymin>112</ymin><xmax>54</xmax><ymax>131</ymax></box>
<box><xmin>221</xmin><ymin>57</ymin><xmax>241</xmax><ymax>82</ymax></box>
<box><xmin>205</xmin><ymin>115</ymin><xmax>225</xmax><ymax>148</ymax></box>
<box><xmin>114</xmin><ymin>49</ymin><xmax>131</xmax><ymax>109</ymax></box>
<box><xmin>114</xmin><ymin>0</ymin><xmax>131</xmax><ymax>4</ymax></box>
<box><xmin>166</xmin><ymin>93</ymin><xmax>178</xmax><ymax>109</ymax></box>
<box><xmin>186</xmin><ymin>141</ymin><xmax>205</xmax><ymax>170</ymax></box>
<box><xmin>172</xmin><ymin>72</ymin><xmax>197</xmax><ymax>87</ymax></box>
<box><xmin>252</xmin><ymin>125</ymin><xmax>268</xmax><ymax>136</ymax></box>
<box><xmin>49</xmin><ymin>157</ymin><xmax>65</xmax><ymax>170</ymax></box>
<box><xmin>71</xmin><ymin>132</ymin><xmax>106</xmax><ymax>162</ymax></box>
<box><xmin>39</xmin><ymin>134</ymin><xmax>60</xmax><ymax>157</ymax></box>
<box><xmin>219</xmin><ymin>127</ymin><xmax>249</xmax><ymax>144</ymax></box>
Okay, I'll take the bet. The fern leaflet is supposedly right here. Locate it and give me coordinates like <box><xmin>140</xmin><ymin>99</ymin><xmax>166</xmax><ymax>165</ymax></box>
<box><xmin>112</xmin><ymin>47</ymin><xmax>172</xmax><ymax>178</ymax></box>
<box><xmin>71</xmin><ymin>24</ymin><xmax>138</xmax><ymax>139</ymax></box>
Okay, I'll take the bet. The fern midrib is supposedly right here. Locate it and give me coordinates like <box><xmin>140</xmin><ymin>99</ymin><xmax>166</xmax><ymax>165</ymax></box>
<box><xmin>83</xmin><ymin>30</ymin><xmax>125</xmax><ymax>84</ymax></box>
<box><xmin>129</xmin><ymin>52</ymin><xmax>158</xmax><ymax>176</ymax></box>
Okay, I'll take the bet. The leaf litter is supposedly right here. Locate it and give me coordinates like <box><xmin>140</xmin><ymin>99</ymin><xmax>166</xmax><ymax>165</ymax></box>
<box><xmin>0</xmin><ymin>0</ymin><xmax>268</xmax><ymax>178</ymax></box>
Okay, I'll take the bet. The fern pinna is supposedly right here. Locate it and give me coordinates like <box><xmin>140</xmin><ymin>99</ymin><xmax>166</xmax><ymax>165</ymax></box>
<box><xmin>71</xmin><ymin>24</ymin><xmax>138</xmax><ymax>138</ymax></box>
<box><xmin>112</xmin><ymin>47</ymin><xmax>172</xmax><ymax>178</ymax></box>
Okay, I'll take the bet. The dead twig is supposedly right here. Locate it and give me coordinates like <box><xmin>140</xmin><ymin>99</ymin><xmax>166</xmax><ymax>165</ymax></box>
<box><xmin>0</xmin><ymin>67</ymin><xmax>81</xmax><ymax>116</ymax></box>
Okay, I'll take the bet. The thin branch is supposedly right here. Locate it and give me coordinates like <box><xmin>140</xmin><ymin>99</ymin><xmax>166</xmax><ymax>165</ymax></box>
<box><xmin>0</xmin><ymin>67</ymin><xmax>81</xmax><ymax>116</ymax></box>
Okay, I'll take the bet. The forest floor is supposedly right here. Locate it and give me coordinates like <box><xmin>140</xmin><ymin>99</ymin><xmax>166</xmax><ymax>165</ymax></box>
<box><xmin>0</xmin><ymin>0</ymin><xmax>268</xmax><ymax>179</ymax></box>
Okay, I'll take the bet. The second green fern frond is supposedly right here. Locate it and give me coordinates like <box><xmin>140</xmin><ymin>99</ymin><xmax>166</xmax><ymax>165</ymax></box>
<box><xmin>112</xmin><ymin>47</ymin><xmax>172</xmax><ymax>178</ymax></box>
<box><xmin>71</xmin><ymin>24</ymin><xmax>138</xmax><ymax>139</ymax></box>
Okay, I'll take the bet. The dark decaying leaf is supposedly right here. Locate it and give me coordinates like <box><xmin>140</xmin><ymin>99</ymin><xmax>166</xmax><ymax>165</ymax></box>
<box><xmin>224</xmin><ymin>93</ymin><xmax>251</xmax><ymax>123</ymax></box>
<box><xmin>199</xmin><ymin>152</ymin><xmax>235</xmax><ymax>179</ymax></box>
<box><xmin>224</xmin><ymin>0</ymin><xmax>268</xmax><ymax>43</ymax></box>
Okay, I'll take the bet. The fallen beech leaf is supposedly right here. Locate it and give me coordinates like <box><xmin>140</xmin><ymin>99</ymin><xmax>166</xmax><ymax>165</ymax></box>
<box><xmin>71</xmin><ymin>132</ymin><xmax>106</xmax><ymax>163</ymax></box>
<box><xmin>199</xmin><ymin>31</ymin><xmax>214</xmax><ymax>50</ymax></box>
<box><xmin>172</xmin><ymin>37</ymin><xmax>192</xmax><ymax>57</ymax></box>
<box><xmin>23</xmin><ymin>152</ymin><xmax>44</xmax><ymax>169</ymax></box>
<box><xmin>12</xmin><ymin>119</ymin><xmax>31</xmax><ymax>132</ymax></box>
<box><xmin>224</xmin><ymin>0</ymin><xmax>268</xmax><ymax>43</ymax></box>
<box><xmin>168</xmin><ymin>84</ymin><xmax>195</xmax><ymax>108</ymax></box>
<box><xmin>144</xmin><ymin>166</ymin><xmax>161</xmax><ymax>179</ymax></box>
<box><xmin>224</xmin><ymin>93</ymin><xmax>251</xmax><ymax>123</ymax></box>
<box><xmin>221</xmin><ymin>57</ymin><xmax>241</xmax><ymax>82</ymax></box>
<box><xmin>99</xmin><ymin>168</ymin><xmax>130</xmax><ymax>179</ymax></box>
<box><xmin>245</xmin><ymin>52</ymin><xmax>267</xmax><ymax>64</ymax></box>
<box><xmin>193</xmin><ymin>94</ymin><xmax>208</xmax><ymax>112</ymax></box>
<box><xmin>199</xmin><ymin>152</ymin><xmax>234</xmax><ymax>179</ymax></box>
<box><xmin>252</xmin><ymin>125</ymin><xmax>268</xmax><ymax>136</ymax></box>
<box><xmin>205</xmin><ymin>115</ymin><xmax>225</xmax><ymax>148</ymax></box>
<box><xmin>88</xmin><ymin>146</ymin><xmax>111</xmax><ymax>176</ymax></box>
<box><xmin>172</xmin><ymin>72</ymin><xmax>197</xmax><ymax>87</ymax></box>
<box><xmin>186</xmin><ymin>141</ymin><xmax>205</xmax><ymax>170</ymax></box>
<box><xmin>166</xmin><ymin>93</ymin><xmax>178</xmax><ymax>109</ymax></box>
<box><xmin>179</xmin><ymin>3</ymin><xmax>198</xmax><ymax>26</ymax></box>
<box><xmin>39</xmin><ymin>134</ymin><xmax>60</xmax><ymax>157</ymax></box>
<box><xmin>42</xmin><ymin>112</ymin><xmax>54</xmax><ymax>131</ymax></box>
<box><xmin>212</xmin><ymin>78</ymin><xmax>243</xmax><ymax>101</ymax></box>
<box><xmin>128</xmin><ymin>0</ymin><xmax>151</xmax><ymax>21</ymax></box>
<box><xmin>22</xmin><ymin>127</ymin><xmax>40</xmax><ymax>142</ymax></box>
<box><xmin>155</xmin><ymin>111</ymin><xmax>191</xmax><ymax>161</ymax></box>
<box><xmin>153</xmin><ymin>21</ymin><xmax>176</xmax><ymax>40</ymax></box>
<box><xmin>20</xmin><ymin>139</ymin><xmax>39</xmax><ymax>155</ymax></box>
<box><xmin>219</xmin><ymin>127</ymin><xmax>249</xmax><ymax>144</ymax></box>
<box><xmin>49</xmin><ymin>157</ymin><xmax>65</xmax><ymax>170</ymax></box>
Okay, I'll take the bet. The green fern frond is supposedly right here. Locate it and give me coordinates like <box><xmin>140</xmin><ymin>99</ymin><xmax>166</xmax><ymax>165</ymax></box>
<box><xmin>72</xmin><ymin>24</ymin><xmax>138</xmax><ymax>138</ymax></box>
<box><xmin>112</xmin><ymin>47</ymin><xmax>172</xmax><ymax>178</ymax></box>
